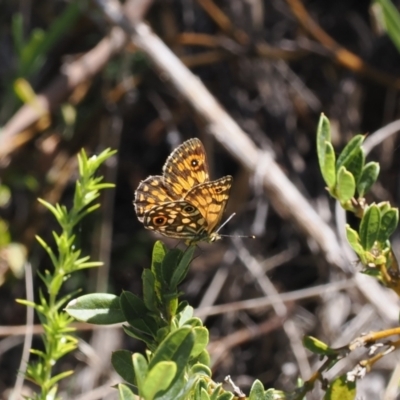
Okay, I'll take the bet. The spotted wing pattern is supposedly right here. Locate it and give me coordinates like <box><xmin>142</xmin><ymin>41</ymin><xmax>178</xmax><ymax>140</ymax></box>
<box><xmin>134</xmin><ymin>176</ymin><xmax>174</xmax><ymax>222</ymax></box>
<box><xmin>143</xmin><ymin>201</ymin><xmax>207</xmax><ymax>241</ymax></box>
<box><xmin>142</xmin><ymin>176</ymin><xmax>233</xmax><ymax>243</ymax></box>
<box><xmin>183</xmin><ymin>176</ymin><xmax>233</xmax><ymax>234</ymax></box>
<box><xmin>133</xmin><ymin>138</ymin><xmax>232</xmax><ymax>244</ymax></box>
<box><xmin>162</xmin><ymin>138</ymin><xmax>209</xmax><ymax>197</ymax></box>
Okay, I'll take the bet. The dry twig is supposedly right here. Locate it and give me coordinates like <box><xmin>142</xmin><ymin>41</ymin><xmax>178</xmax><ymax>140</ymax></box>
<box><xmin>285</xmin><ymin>0</ymin><xmax>400</xmax><ymax>88</ymax></box>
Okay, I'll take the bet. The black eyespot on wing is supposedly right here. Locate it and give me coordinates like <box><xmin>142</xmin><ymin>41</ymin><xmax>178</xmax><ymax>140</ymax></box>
<box><xmin>183</xmin><ymin>205</ymin><xmax>195</xmax><ymax>213</ymax></box>
<box><xmin>215</xmin><ymin>187</ymin><xmax>222</xmax><ymax>193</ymax></box>
<box><xmin>188</xmin><ymin>156</ymin><xmax>202</xmax><ymax>171</ymax></box>
<box><xmin>153</xmin><ymin>216</ymin><xmax>167</xmax><ymax>226</ymax></box>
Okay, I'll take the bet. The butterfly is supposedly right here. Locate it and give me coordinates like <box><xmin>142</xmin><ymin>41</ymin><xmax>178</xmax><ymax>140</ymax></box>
<box><xmin>134</xmin><ymin>138</ymin><xmax>233</xmax><ymax>245</ymax></box>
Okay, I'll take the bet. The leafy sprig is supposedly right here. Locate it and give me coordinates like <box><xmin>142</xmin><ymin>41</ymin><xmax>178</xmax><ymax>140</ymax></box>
<box><xmin>18</xmin><ymin>148</ymin><xmax>116</xmax><ymax>400</ymax></box>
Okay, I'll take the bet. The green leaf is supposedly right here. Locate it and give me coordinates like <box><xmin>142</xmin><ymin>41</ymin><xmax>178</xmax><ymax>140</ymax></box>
<box><xmin>47</xmin><ymin>370</ymin><xmax>74</xmax><ymax>387</ymax></box>
<box><xmin>373</xmin><ymin>0</ymin><xmax>400</xmax><ymax>53</ymax></box>
<box><xmin>170</xmin><ymin>246</ymin><xmax>195</xmax><ymax>288</ymax></box>
<box><xmin>317</xmin><ymin>113</ymin><xmax>331</xmax><ymax>157</ymax></box>
<box><xmin>118</xmin><ymin>383</ymin><xmax>137</xmax><ymax>400</ymax></box>
<box><xmin>149</xmin><ymin>327</ymin><xmax>194</xmax><ymax>379</ymax></box>
<box><xmin>183</xmin><ymin>317</ymin><xmax>203</xmax><ymax>328</ymax></box>
<box><xmin>123</xmin><ymin>325</ymin><xmax>155</xmax><ymax>349</ymax></box>
<box><xmin>120</xmin><ymin>291</ymin><xmax>158</xmax><ymax>337</ymax></box>
<box><xmin>322</xmin><ymin>142</ymin><xmax>336</xmax><ymax>189</ymax></box>
<box><xmin>348</xmin><ymin>149</ymin><xmax>365</xmax><ymax>185</ymax></box>
<box><xmin>249</xmin><ymin>379</ymin><xmax>265</xmax><ymax>400</ymax></box>
<box><xmin>196</xmin><ymin>350</ymin><xmax>211</xmax><ymax>367</ymax></box>
<box><xmin>154</xmin><ymin>373</ymin><xmax>193</xmax><ymax>400</ymax></box>
<box><xmin>132</xmin><ymin>353</ymin><xmax>148</xmax><ymax>393</ymax></box>
<box><xmin>190</xmin><ymin>364</ymin><xmax>212</xmax><ymax>377</ymax></box>
<box><xmin>336</xmin><ymin>166</ymin><xmax>356</xmax><ymax>203</ymax></box>
<box><xmin>177</xmin><ymin>300</ymin><xmax>189</xmax><ymax>314</ymax></box>
<box><xmin>303</xmin><ymin>336</ymin><xmax>337</xmax><ymax>356</ymax></box>
<box><xmin>379</xmin><ymin>202</ymin><xmax>391</xmax><ymax>214</ymax></box>
<box><xmin>152</xmin><ymin>241</ymin><xmax>167</xmax><ymax>295</ymax></box>
<box><xmin>345</xmin><ymin>226</ymin><xmax>365</xmax><ymax>260</ymax></box>
<box><xmin>178</xmin><ymin>306</ymin><xmax>194</xmax><ymax>327</ymax></box>
<box><xmin>120</xmin><ymin>291</ymin><xmax>149</xmax><ymax>319</ymax></box>
<box><xmin>65</xmin><ymin>293</ymin><xmax>124</xmax><ymax>324</ymax></box>
<box><xmin>156</xmin><ymin>327</ymin><xmax>170</xmax><ymax>345</ymax></box>
<box><xmin>112</xmin><ymin>350</ymin><xmax>135</xmax><ymax>385</ymax></box>
<box><xmin>357</xmin><ymin>162</ymin><xmax>380</xmax><ymax>197</ymax></box>
<box><xmin>336</xmin><ymin>134</ymin><xmax>365</xmax><ymax>173</ymax></box>
<box><xmin>44</xmin><ymin>386</ymin><xmax>58</xmax><ymax>400</ymax></box>
<box><xmin>162</xmin><ymin>248</ymin><xmax>183</xmax><ymax>288</ymax></box>
<box><xmin>35</xmin><ymin>234</ymin><xmax>58</xmax><ymax>268</ymax></box>
<box><xmin>198</xmin><ymin>388</ymin><xmax>211</xmax><ymax>400</ymax></box>
<box><xmin>359</xmin><ymin>205</ymin><xmax>381</xmax><ymax>250</ymax></box>
<box><xmin>377</xmin><ymin>206</ymin><xmax>399</xmax><ymax>243</ymax></box>
<box><xmin>142</xmin><ymin>362</ymin><xmax>177</xmax><ymax>400</ymax></box>
<box><xmin>324</xmin><ymin>375</ymin><xmax>356</xmax><ymax>400</ymax></box>
<box><xmin>143</xmin><ymin>269</ymin><xmax>158</xmax><ymax>313</ymax></box>
<box><xmin>209</xmin><ymin>384</ymin><xmax>223</xmax><ymax>400</ymax></box>
<box><xmin>149</xmin><ymin>326</ymin><xmax>194</xmax><ymax>367</ymax></box>
<box><xmin>191</xmin><ymin>327</ymin><xmax>209</xmax><ymax>359</ymax></box>
<box><xmin>192</xmin><ymin>378</ymin><xmax>207</xmax><ymax>400</ymax></box>
<box><xmin>217</xmin><ymin>393</ymin><xmax>234</xmax><ymax>400</ymax></box>
<box><xmin>316</xmin><ymin>114</ymin><xmax>336</xmax><ymax>189</ymax></box>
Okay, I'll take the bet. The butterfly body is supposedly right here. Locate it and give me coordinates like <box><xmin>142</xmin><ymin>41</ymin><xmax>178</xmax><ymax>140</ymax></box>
<box><xmin>134</xmin><ymin>138</ymin><xmax>232</xmax><ymax>245</ymax></box>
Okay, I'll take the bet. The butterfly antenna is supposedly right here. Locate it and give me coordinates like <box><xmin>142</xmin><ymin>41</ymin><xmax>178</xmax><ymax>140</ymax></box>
<box><xmin>220</xmin><ymin>233</ymin><xmax>256</xmax><ymax>239</ymax></box>
<box><xmin>217</xmin><ymin>213</ymin><xmax>256</xmax><ymax>239</ymax></box>
<box><xmin>216</xmin><ymin>213</ymin><xmax>237</xmax><ymax>233</ymax></box>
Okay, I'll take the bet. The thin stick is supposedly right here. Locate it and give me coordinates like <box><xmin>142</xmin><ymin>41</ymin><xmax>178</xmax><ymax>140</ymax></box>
<box><xmin>10</xmin><ymin>263</ymin><xmax>34</xmax><ymax>400</ymax></box>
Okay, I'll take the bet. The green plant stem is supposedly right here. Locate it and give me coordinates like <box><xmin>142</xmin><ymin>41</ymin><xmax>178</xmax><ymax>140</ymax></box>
<box><xmin>20</xmin><ymin>149</ymin><xmax>116</xmax><ymax>399</ymax></box>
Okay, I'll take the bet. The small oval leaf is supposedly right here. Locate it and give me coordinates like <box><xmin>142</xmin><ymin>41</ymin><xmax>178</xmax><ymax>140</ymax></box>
<box><xmin>249</xmin><ymin>379</ymin><xmax>265</xmax><ymax>400</ymax></box>
<box><xmin>217</xmin><ymin>393</ymin><xmax>234</xmax><ymax>400</ymax></box>
<box><xmin>199</xmin><ymin>388</ymin><xmax>211</xmax><ymax>400</ymax></box>
<box><xmin>132</xmin><ymin>353</ymin><xmax>148</xmax><ymax>392</ymax></box>
<box><xmin>118</xmin><ymin>383</ymin><xmax>137</xmax><ymax>400</ymax></box>
<box><xmin>357</xmin><ymin>162</ymin><xmax>380</xmax><ymax>197</ymax></box>
<box><xmin>149</xmin><ymin>327</ymin><xmax>195</xmax><ymax>375</ymax></box>
<box><xmin>191</xmin><ymin>327</ymin><xmax>209</xmax><ymax>359</ymax></box>
<box><xmin>142</xmin><ymin>269</ymin><xmax>158</xmax><ymax>312</ymax></box>
<box><xmin>321</xmin><ymin>142</ymin><xmax>336</xmax><ymax>189</ymax></box>
<box><xmin>190</xmin><ymin>364</ymin><xmax>212</xmax><ymax>377</ymax></box>
<box><xmin>345</xmin><ymin>226</ymin><xmax>368</xmax><ymax>264</ymax></box>
<box><xmin>112</xmin><ymin>350</ymin><xmax>135</xmax><ymax>385</ymax></box>
<box><xmin>65</xmin><ymin>293</ymin><xmax>124</xmax><ymax>324</ymax></box>
<box><xmin>317</xmin><ymin>114</ymin><xmax>331</xmax><ymax>162</ymax></box>
<box><xmin>359</xmin><ymin>205</ymin><xmax>381</xmax><ymax>250</ymax></box>
<box><xmin>336</xmin><ymin>134</ymin><xmax>365</xmax><ymax>173</ymax></box>
<box><xmin>303</xmin><ymin>336</ymin><xmax>337</xmax><ymax>356</ymax></box>
<box><xmin>336</xmin><ymin>166</ymin><xmax>356</xmax><ymax>203</ymax></box>
<box><xmin>378</xmin><ymin>207</ymin><xmax>399</xmax><ymax>243</ymax></box>
<box><xmin>324</xmin><ymin>375</ymin><xmax>356</xmax><ymax>400</ymax></box>
<box><xmin>142</xmin><ymin>361</ymin><xmax>177</xmax><ymax>400</ymax></box>
<box><xmin>162</xmin><ymin>249</ymin><xmax>183</xmax><ymax>287</ymax></box>
<box><xmin>316</xmin><ymin>114</ymin><xmax>336</xmax><ymax>189</ymax></box>
<box><xmin>170</xmin><ymin>245</ymin><xmax>195</xmax><ymax>288</ymax></box>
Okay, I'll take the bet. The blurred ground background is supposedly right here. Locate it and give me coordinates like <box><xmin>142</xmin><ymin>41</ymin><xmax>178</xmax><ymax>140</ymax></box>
<box><xmin>1</xmin><ymin>0</ymin><xmax>400</xmax><ymax>398</ymax></box>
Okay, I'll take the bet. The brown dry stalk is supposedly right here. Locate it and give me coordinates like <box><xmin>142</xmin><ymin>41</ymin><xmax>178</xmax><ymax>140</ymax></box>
<box><xmin>285</xmin><ymin>0</ymin><xmax>400</xmax><ymax>89</ymax></box>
